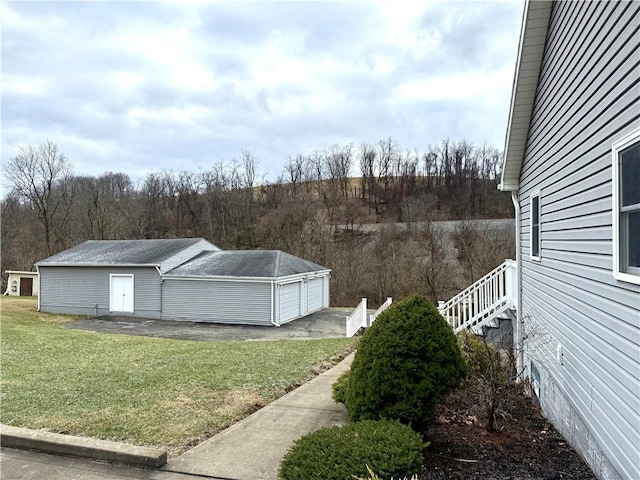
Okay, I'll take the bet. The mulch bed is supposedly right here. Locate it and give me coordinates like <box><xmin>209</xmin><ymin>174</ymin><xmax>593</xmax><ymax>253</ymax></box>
<box><xmin>422</xmin><ymin>385</ymin><xmax>596</xmax><ymax>480</ymax></box>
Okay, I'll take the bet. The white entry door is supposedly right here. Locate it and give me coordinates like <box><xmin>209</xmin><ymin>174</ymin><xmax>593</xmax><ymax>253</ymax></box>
<box><xmin>110</xmin><ymin>274</ymin><xmax>134</xmax><ymax>313</ymax></box>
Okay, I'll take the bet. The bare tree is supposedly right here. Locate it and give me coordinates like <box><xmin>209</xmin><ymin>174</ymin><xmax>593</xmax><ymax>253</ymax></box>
<box><xmin>359</xmin><ymin>143</ymin><xmax>376</xmax><ymax>209</ymax></box>
<box><xmin>241</xmin><ymin>150</ymin><xmax>259</xmax><ymax>247</ymax></box>
<box><xmin>70</xmin><ymin>172</ymin><xmax>135</xmax><ymax>240</ymax></box>
<box><xmin>325</xmin><ymin>144</ymin><xmax>353</xmax><ymax>200</ymax></box>
<box><xmin>376</xmin><ymin>137</ymin><xmax>398</xmax><ymax>216</ymax></box>
<box><xmin>4</xmin><ymin>141</ymin><xmax>73</xmax><ymax>256</ymax></box>
<box><xmin>1</xmin><ymin>192</ymin><xmax>43</xmax><ymax>280</ymax></box>
<box><xmin>419</xmin><ymin>221</ymin><xmax>456</xmax><ymax>302</ymax></box>
<box><xmin>284</xmin><ymin>155</ymin><xmax>304</xmax><ymax>196</ymax></box>
<box><xmin>454</xmin><ymin>220</ymin><xmax>515</xmax><ymax>284</ymax></box>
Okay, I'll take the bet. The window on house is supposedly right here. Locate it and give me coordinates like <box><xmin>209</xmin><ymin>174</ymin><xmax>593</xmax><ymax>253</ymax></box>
<box><xmin>613</xmin><ymin>129</ymin><xmax>640</xmax><ymax>283</ymax></box>
<box><xmin>531</xmin><ymin>192</ymin><xmax>541</xmax><ymax>260</ymax></box>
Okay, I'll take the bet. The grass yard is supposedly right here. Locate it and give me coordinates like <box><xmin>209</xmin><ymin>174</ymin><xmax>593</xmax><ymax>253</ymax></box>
<box><xmin>0</xmin><ymin>297</ymin><xmax>355</xmax><ymax>453</ymax></box>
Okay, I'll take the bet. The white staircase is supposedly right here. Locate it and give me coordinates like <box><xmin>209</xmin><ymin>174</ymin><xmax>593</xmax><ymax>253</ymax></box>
<box><xmin>438</xmin><ymin>260</ymin><xmax>517</xmax><ymax>334</ymax></box>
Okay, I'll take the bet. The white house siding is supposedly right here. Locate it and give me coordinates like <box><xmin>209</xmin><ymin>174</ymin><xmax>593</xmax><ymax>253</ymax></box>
<box><xmin>159</xmin><ymin>239</ymin><xmax>219</xmax><ymax>273</ymax></box>
<box><xmin>38</xmin><ymin>266</ymin><xmax>161</xmax><ymax>318</ymax></box>
<box><xmin>161</xmin><ymin>279</ymin><xmax>272</xmax><ymax>325</ymax></box>
<box><xmin>517</xmin><ymin>2</ymin><xmax>640</xmax><ymax>480</ymax></box>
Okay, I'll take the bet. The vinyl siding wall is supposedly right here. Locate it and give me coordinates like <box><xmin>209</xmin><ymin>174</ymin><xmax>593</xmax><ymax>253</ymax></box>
<box><xmin>39</xmin><ymin>266</ymin><xmax>161</xmax><ymax>318</ymax></box>
<box><xmin>518</xmin><ymin>2</ymin><xmax>640</xmax><ymax>479</ymax></box>
<box><xmin>161</xmin><ymin>279</ymin><xmax>272</xmax><ymax>325</ymax></box>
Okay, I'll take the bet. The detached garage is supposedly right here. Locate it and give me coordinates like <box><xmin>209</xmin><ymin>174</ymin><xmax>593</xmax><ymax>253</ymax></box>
<box><xmin>162</xmin><ymin>250</ymin><xmax>330</xmax><ymax>326</ymax></box>
<box><xmin>36</xmin><ymin>239</ymin><xmax>330</xmax><ymax>326</ymax></box>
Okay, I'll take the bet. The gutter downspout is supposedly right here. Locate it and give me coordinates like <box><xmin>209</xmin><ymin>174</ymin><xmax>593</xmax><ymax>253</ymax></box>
<box><xmin>270</xmin><ymin>280</ymin><xmax>278</xmax><ymax>326</ymax></box>
<box><xmin>156</xmin><ymin>266</ymin><xmax>163</xmax><ymax>317</ymax></box>
<box><xmin>36</xmin><ymin>265</ymin><xmax>41</xmax><ymax>312</ymax></box>
<box><xmin>511</xmin><ymin>190</ymin><xmax>524</xmax><ymax>378</ymax></box>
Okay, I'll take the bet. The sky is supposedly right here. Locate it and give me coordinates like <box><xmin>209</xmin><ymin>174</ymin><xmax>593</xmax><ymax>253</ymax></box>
<box><xmin>1</xmin><ymin>0</ymin><xmax>523</xmax><ymax>183</ymax></box>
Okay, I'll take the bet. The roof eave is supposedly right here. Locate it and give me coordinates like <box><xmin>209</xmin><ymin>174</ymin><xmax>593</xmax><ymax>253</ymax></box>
<box><xmin>276</xmin><ymin>270</ymin><xmax>332</xmax><ymax>282</ymax></box>
<box><xmin>162</xmin><ymin>270</ymin><xmax>331</xmax><ymax>282</ymax></box>
<box><xmin>498</xmin><ymin>183</ymin><xmax>518</xmax><ymax>192</ymax></box>
<box><xmin>36</xmin><ymin>263</ymin><xmax>159</xmax><ymax>268</ymax></box>
<box><xmin>162</xmin><ymin>274</ymin><xmax>273</xmax><ymax>282</ymax></box>
<box><xmin>500</xmin><ymin>0</ymin><xmax>553</xmax><ymax>191</ymax></box>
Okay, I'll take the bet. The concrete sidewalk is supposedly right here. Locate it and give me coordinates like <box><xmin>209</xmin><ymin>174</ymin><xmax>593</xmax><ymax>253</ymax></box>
<box><xmin>163</xmin><ymin>353</ymin><xmax>354</xmax><ymax>480</ymax></box>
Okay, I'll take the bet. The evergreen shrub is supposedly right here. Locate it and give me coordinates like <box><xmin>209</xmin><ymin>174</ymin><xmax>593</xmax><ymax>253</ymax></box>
<box><xmin>345</xmin><ymin>294</ymin><xmax>466</xmax><ymax>431</ymax></box>
<box><xmin>278</xmin><ymin>420</ymin><xmax>424</xmax><ymax>480</ymax></box>
<box><xmin>332</xmin><ymin>370</ymin><xmax>350</xmax><ymax>404</ymax></box>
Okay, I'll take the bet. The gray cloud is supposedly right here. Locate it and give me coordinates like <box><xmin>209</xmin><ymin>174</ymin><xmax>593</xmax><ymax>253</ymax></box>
<box><xmin>418</xmin><ymin>1</ymin><xmax>521</xmax><ymax>69</ymax></box>
<box><xmin>1</xmin><ymin>1</ymin><xmax>522</xmax><ymax>182</ymax></box>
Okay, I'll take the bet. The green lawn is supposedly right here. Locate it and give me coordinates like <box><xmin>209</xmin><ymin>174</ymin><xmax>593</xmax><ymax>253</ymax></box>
<box><xmin>0</xmin><ymin>297</ymin><xmax>355</xmax><ymax>452</ymax></box>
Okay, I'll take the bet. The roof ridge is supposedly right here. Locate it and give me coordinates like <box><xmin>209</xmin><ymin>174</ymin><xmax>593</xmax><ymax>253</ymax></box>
<box><xmin>274</xmin><ymin>250</ymin><xmax>281</xmax><ymax>277</ymax></box>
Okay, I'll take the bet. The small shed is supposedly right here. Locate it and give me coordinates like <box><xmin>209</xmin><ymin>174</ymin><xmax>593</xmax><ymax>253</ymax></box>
<box><xmin>162</xmin><ymin>250</ymin><xmax>331</xmax><ymax>326</ymax></box>
<box><xmin>3</xmin><ymin>271</ymin><xmax>39</xmax><ymax>296</ymax></box>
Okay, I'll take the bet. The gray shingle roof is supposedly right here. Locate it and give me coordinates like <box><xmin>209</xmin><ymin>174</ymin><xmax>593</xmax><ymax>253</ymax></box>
<box><xmin>166</xmin><ymin>250</ymin><xmax>330</xmax><ymax>278</ymax></box>
<box><xmin>37</xmin><ymin>239</ymin><xmax>207</xmax><ymax>266</ymax></box>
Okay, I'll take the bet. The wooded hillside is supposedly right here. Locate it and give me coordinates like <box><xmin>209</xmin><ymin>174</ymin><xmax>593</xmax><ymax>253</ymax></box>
<box><xmin>2</xmin><ymin>138</ymin><xmax>514</xmax><ymax>305</ymax></box>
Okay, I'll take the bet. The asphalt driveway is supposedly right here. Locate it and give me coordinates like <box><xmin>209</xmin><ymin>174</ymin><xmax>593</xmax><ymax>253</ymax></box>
<box><xmin>63</xmin><ymin>308</ymin><xmax>352</xmax><ymax>341</ymax></box>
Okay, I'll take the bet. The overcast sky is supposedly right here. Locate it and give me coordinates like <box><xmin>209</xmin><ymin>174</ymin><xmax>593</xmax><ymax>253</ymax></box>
<box><xmin>1</xmin><ymin>1</ymin><xmax>523</xmax><ymax>183</ymax></box>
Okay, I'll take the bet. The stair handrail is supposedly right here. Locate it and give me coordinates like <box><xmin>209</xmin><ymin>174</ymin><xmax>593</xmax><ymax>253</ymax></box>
<box><xmin>369</xmin><ymin>297</ymin><xmax>392</xmax><ymax>326</ymax></box>
<box><xmin>346</xmin><ymin>298</ymin><xmax>367</xmax><ymax>337</ymax></box>
<box><xmin>438</xmin><ymin>260</ymin><xmax>516</xmax><ymax>333</ymax></box>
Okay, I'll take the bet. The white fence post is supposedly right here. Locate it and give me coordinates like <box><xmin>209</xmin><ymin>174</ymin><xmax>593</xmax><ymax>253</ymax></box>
<box><xmin>361</xmin><ymin>297</ymin><xmax>367</xmax><ymax>330</ymax></box>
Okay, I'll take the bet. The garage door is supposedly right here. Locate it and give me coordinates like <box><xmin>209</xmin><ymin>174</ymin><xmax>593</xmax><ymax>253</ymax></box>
<box><xmin>307</xmin><ymin>278</ymin><xmax>323</xmax><ymax>312</ymax></box>
<box><xmin>279</xmin><ymin>282</ymin><xmax>301</xmax><ymax>324</ymax></box>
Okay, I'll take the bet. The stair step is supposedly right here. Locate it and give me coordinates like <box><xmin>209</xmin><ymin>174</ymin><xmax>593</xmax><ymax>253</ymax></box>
<box><xmin>484</xmin><ymin>318</ymin><xmax>500</xmax><ymax>328</ymax></box>
<box><xmin>470</xmin><ymin>326</ymin><xmax>484</xmax><ymax>336</ymax></box>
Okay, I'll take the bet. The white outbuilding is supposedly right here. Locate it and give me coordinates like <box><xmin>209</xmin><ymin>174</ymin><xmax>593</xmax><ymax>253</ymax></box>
<box><xmin>3</xmin><ymin>270</ymin><xmax>39</xmax><ymax>296</ymax></box>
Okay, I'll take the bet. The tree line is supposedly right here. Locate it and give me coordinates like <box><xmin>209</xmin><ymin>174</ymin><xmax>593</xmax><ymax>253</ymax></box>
<box><xmin>2</xmin><ymin>139</ymin><xmax>514</xmax><ymax>305</ymax></box>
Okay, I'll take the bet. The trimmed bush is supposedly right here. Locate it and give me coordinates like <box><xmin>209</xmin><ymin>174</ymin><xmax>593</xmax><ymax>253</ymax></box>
<box><xmin>346</xmin><ymin>294</ymin><xmax>466</xmax><ymax>432</ymax></box>
<box><xmin>332</xmin><ymin>370</ymin><xmax>350</xmax><ymax>404</ymax></box>
<box><xmin>278</xmin><ymin>420</ymin><xmax>424</xmax><ymax>480</ymax></box>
